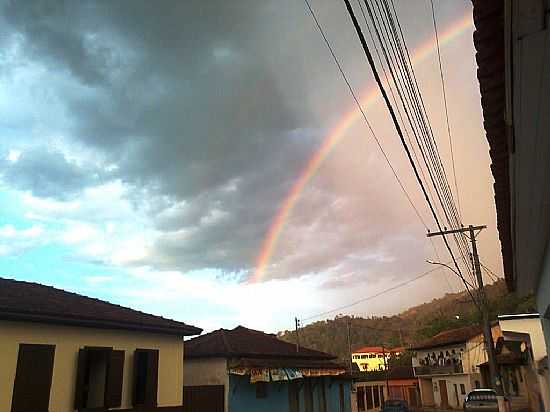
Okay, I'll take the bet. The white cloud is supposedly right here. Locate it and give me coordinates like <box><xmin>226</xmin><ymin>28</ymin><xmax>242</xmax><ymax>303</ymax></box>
<box><xmin>84</xmin><ymin>275</ymin><xmax>113</xmax><ymax>285</ymax></box>
<box><xmin>7</xmin><ymin>149</ymin><xmax>21</xmax><ymax>162</ymax></box>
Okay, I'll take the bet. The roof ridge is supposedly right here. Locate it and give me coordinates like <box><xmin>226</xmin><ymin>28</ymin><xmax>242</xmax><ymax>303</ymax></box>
<box><xmin>221</xmin><ymin>329</ymin><xmax>233</xmax><ymax>353</ymax></box>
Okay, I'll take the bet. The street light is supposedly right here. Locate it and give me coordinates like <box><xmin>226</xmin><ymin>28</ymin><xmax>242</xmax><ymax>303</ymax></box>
<box><xmin>425</xmin><ymin>259</ymin><xmax>462</xmax><ymax>278</ymax></box>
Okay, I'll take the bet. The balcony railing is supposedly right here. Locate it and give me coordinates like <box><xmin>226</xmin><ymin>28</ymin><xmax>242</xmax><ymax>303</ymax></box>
<box><xmin>414</xmin><ymin>363</ymin><xmax>463</xmax><ymax>376</ymax></box>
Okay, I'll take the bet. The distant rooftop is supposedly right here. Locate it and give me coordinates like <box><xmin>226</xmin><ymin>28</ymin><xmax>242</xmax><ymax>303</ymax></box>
<box><xmin>353</xmin><ymin>346</ymin><xmax>403</xmax><ymax>354</ymax></box>
<box><xmin>185</xmin><ymin>325</ymin><xmax>336</xmax><ymax>360</ymax></box>
<box><xmin>0</xmin><ymin>277</ymin><xmax>202</xmax><ymax>336</ymax></box>
<box><xmin>411</xmin><ymin>325</ymin><xmax>483</xmax><ymax>351</ymax></box>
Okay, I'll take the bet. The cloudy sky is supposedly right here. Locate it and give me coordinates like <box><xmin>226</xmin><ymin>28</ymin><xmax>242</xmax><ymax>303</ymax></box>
<box><xmin>0</xmin><ymin>0</ymin><xmax>502</xmax><ymax>333</ymax></box>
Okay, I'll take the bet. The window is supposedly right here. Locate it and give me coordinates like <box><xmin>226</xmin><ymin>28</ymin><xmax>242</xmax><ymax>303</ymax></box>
<box><xmin>74</xmin><ymin>347</ymin><xmax>125</xmax><ymax>410</ymax></box>
<box><xmin>289</xmin><ymin>381</ymin><xmax>300</xmax><ymax>412</ymax></box>
<box><xmin>256</xmin><ymin>382</ymin><xmax>267</xmax><ymax>399</ymax></box>
<box><xmin>366</xmin><ymin>386</ymin><xmax>373</xmax><ymax>410</ymax></box>
<box><xmin>373</xmin><ymin>384</ymin><xmax>380</xmax><ymax>407</ymax></box>
<box><xmin>11</xmin><ymin>344</ymin><xmax>56</xmax><ymax>412</ymax></box>
<box><xmin>357</xmin><ymin>387</ymin><xmax>365</xmax><ymax>411</ymax></box>
<box><xmin>460</xmin><ymin>384</ymin><xmax>466</xmax><ymax>395</ymax></box>
<box><xmin>133</xmin><ymin>349</ymin><xmax>159</xmax><ymax>406</ymax></box>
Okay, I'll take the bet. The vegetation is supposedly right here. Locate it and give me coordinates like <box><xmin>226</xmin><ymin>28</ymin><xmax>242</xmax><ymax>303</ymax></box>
<box><xmin>278</xmin><ymin>279</ymin><xmax>536</xmax><ymax>361</ymax></box>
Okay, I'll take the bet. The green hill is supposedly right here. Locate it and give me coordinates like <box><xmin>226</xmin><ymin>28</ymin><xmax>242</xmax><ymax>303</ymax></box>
<box><xmin>278</xmin><ymin>279</ymin><xmax>536</xmax><ymax>361</ymax></box>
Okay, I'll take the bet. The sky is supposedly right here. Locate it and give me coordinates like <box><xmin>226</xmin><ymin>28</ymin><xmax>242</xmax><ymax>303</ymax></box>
<box><xmin>0</xmin><ymin>0</ymin><xmax>502</xmax><ymax>334</ymax></box>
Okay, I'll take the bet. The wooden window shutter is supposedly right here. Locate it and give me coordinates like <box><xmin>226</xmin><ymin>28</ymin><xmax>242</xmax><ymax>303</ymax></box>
<box><xmin>105</xmin><ymin>350</ymin><xmax>125</xmax><ymax>408</ymax></box>
<box><xmin>73</xmin><ymin>349</ymin><xmax>88</xmax><ymax>410</ymax></box>
<box><xmin>145</xmin><ymin>349</ymin><xmax>159</xmax><ymax>406</ymax></box>
<box><xmin>11</xmin><ymin>344</ymin><xmax>56</xmax><ymax>412</ymax></box>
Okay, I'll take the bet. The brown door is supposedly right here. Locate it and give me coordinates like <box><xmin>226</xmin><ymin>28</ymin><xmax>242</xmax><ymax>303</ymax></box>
<box><xmin>439</xmin><ymin>380</ymin><xmax>449</xmax><ymax>408</ymax></box>
<box><xmin>184</xmin><ymin>385</ymin><xmax>224</xmax><ymax>412</ymax></box>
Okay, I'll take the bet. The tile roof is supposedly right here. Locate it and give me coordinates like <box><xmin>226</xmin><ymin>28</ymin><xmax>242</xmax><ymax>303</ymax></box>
<box><xmin>353</xmin><ymin>346</ymin><xmax>402</xmax><ymax>354</ymax></box>
<box><xmin>410</xmin><ymin>325</ymin><xmax>483</xmax><ymax>350</ymax></box>
<box><xmin>0</xmin><ymin>277</ymin><xmax>202</xmax><ymax>336</ymax></box>
<box><xmin>185</xmin><ymin>326</ymin><xmax>336</xmax><ymax>360</ymax></box>
<box><xmin>471</xmin><ymin>0</ymin><xmax>513</xmax><ymax>290</ymax></box>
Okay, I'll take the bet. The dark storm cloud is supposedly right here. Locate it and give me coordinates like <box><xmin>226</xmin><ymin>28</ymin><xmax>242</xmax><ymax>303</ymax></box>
<box><xmin>0</xmin><ymin>148</ymin><xmax>99</xmax><ymax>199</ymax></box>
<box><xmin>0</xmin><ymin>0</ymin><xmax>458</xmax><ymax>282</ymax></box>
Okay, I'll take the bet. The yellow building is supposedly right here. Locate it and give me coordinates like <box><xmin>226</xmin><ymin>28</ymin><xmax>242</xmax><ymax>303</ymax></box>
<box><xmin>352</xmin><ymin>346</ymin><xmax>403</xmax><ymax>372</ymax></box>
<box><xmin>0</xmin><ymin>277</ymin><xmax>201</xmax><ymax>412</ymax></box>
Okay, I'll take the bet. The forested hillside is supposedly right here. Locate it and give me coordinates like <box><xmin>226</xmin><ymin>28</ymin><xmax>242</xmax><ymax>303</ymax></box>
<box><xmin>278</xmin><ymin>279</ymin><xmax>536</xmax><ymax>361</ymax></box>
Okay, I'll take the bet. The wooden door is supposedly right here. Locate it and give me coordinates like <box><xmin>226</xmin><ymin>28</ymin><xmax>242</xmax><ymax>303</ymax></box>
<box><xmin>439</xmin><ymin>380</ymin><xmax>449</xmax><ymax>408</ymax></box>
<box><xmin>184</xmin><ymin>385</ymin><xmax>224</xmax><ymax>412</ymax></box>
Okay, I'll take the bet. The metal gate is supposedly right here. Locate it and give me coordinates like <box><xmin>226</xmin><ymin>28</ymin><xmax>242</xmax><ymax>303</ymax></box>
<box><xmin>183</xmin><ymin>385</ymin><xmax>224</xmax><ymax>412</ymax></box>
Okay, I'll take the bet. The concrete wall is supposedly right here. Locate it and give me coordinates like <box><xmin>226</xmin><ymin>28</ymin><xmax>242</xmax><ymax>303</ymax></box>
<box><xmin>229</xmin><ymin>375</ymin><xmax>351</xmax><ymax>412</ymax></box>
<box><xmin>0</xmin><ymin>319</ymin><xmax>184</xmax><ymax>412</ymax></box>
<box><xmin>183</xmin><ymin>357</ymin><xmax>228</xmax><ymax>411</ymax></box>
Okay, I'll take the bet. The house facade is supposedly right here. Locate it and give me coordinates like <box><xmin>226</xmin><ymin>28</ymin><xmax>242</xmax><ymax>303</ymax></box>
<box><xmin>471</xmin><ymin>0</ymin><xmax>550</xmax><ymax>374</ymax></box>
<box><xmin>351</xmin><ymin>346</ymin><xmax>402</xmax><ymax>372</ymax></box>
<box><xmin>183</xmin><ymin>326</ymin><xmax>352</xmax><ymax>412</ymax></box>
<box><xmin>351</xmin><ymin>366</ymin><xmax>420</xmax><ymax>412</ymax></box>
<box><xmin>411</xmin><ymin>325</ymin><xmax>486</xmax><ymax>409</ymax></box>
<box><xmin>0</xmin><ymin>277</ymin><xmax>201</xmax><ymax>412</ymax></box>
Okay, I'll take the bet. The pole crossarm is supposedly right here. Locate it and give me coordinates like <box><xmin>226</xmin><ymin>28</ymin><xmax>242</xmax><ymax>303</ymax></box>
<box><xmin>427</xmin><ymin>225</ymin><xmax>486</xmax><ymax>237</ymax></box>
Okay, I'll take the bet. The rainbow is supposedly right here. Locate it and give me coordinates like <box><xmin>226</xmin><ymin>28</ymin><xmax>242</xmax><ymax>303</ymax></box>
<box><xmin>251</xmin><ymin>11</ymin><xmax>473</xmax><ymax>282</ymax></box>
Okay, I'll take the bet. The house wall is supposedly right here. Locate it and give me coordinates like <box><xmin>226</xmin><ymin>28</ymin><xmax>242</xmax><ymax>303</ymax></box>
<box><xmin>499</xmin><ymin>317</ymin><xmax>548</xmax><ymax>361</ymax></box>
<box><xmin>183</xmin><ymin>357</ymin><xmax>229</xmax><ymax>412</ymax></box>
<box><xmin>432</xmin><ymin>375</ymin><xmax>470</xmax><ymax>409</ymax></box>
<box><xmin>352</xmin><ymin>351</ymin><xmax>394</xmax><ymax>372</ymax></box>
<box><xmin>418</xmin><ymin>378</ymin><xmax>434</xmax><ymax>407</ymax></box>
<box><xmin>0</xmin><ymin>319</ymin><xmax>184</xmax><ymax>412</ymax></box>
<box><xmin>229</xmin><ymin>375</ymin><xmax>351</xmax><ymax>412</ymax></box>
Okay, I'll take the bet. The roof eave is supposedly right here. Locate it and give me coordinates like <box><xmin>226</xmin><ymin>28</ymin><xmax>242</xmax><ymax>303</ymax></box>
<box><xmin>0</xmin><ymin>310</ymin><xmax>202</xmax><ymax>337</ymax></box>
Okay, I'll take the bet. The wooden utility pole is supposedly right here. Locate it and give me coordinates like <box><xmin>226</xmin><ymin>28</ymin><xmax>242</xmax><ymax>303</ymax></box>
<box><xmin>347</xmin><ymin>318</ymin><xmax>352</xmax><ymax>373</ymax></box>
<box><xmin>295</xmin><ymin>317</ymin><xmax>300</xmax><ymax>353</ymax></box>
<box><xmin>427</xmin><ymin>225</ymin><xmax>505</xmax><ymax>410</ymax></box>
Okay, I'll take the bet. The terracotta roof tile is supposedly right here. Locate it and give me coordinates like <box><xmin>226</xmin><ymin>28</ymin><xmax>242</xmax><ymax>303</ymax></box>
<box><xmin>185</xmin><ymin>326</ymin><xmax>335</xmax><ymax>360</ymax></box>
<box><xmin>471</xmin><ymin>0</ymin><xmax>514</xmax><ymax>290</ymax></box>
<box><xmin>0</xmin><ymin>277</ymin><xmax>201</xmax><ymax>336</ymax></box>
<box><xmin>411</xmin><ymin>325</ymin><xmax>483</xmax><ymax>350</ymax></box>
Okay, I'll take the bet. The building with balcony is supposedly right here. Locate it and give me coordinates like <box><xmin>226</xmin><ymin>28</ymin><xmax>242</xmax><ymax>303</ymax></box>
<box><xmin>411</xmin><ymin>325</ymin><xmax>486</xmax><ymax>409</ymax></box>
<box><xmin>351</xmin><ymin>346</ymin><xmax>403</xmax><ymax>372</ymax></box>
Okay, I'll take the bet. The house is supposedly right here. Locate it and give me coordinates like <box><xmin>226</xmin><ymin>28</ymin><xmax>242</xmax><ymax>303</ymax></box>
<box><xmin>183</xmin><ymin>325</ymin><xmax>352</xmax><ymax>412</ymax></box>
<box><xmin>0</xmin><ymin>277</ymin><xmax>201</xmax><ymax>412</ymax></box>
<box><xmin>471</xmin><ymin>0</ymin><xmax>550</xmax><ymax>371</ymax></box>
<box><xmin>351</xmin><ymin>346</ymin><xmax>403</xmax><ymax>372</ymax></box>
<box><xmin>351</xmin><ymin>366</ymin><xmax>420</xmax><ymax>412</ymax></box>
<box><xmin>494</xmin><ymin>314</ymin><xmax>549</xmax><ymax>411</ymax></box>
<box><xmin>411</xmin><ymin>325</ymin><xmax>486</xmax><ymax>409</ymax></box>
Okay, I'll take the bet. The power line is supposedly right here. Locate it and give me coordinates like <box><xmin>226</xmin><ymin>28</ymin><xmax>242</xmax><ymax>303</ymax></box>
<box><xmin>342</xmin><ymin>0</ymin><xmax>475</xmax><ymax>302</ymax></box>
<box><xmin>302</xmin><ymin>0</ymin><xmax>429</xmax><ymax>230</ymax></box>
<box><xmin>429</xmin><ymin>0</ymin><xmax>462</xmax><ymax>218</ymax></box>
<box><xmin>301</xmin><ymin>265</ymin><xmax>441</xmax><ymax>322</ymax></box>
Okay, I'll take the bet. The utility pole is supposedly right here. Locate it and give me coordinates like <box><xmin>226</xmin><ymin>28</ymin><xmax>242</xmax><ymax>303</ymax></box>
<box><xmin>295</xmin><ymin>317</ymin><xmax>300</xmax><ymax>353</ymax></box>
<box><xmin>347</xmin><ymin>318</ymin><xmax>352</xmax><ymax>373</ymax></box>
<box><xmin>382</xmin><ymin>345</ymin><xmax>390</xmax><ymax>397</ymax></box>
<box><xmin>427</xmin><ymin>225</ymin><xmax>505</xmax><ymax>410</ymax></box>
